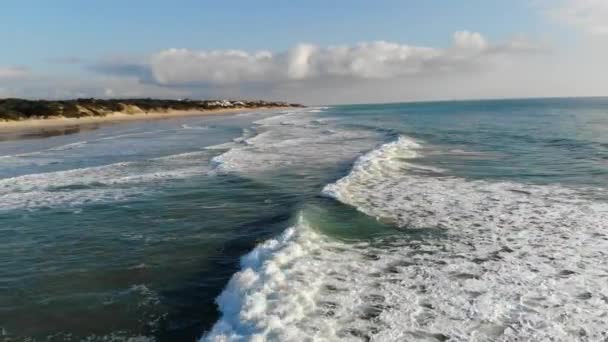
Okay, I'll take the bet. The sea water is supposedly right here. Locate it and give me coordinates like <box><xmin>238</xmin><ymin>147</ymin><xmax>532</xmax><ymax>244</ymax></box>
<box><xmin>1</xmin><ymin>98</ymin><xmax>608</xmax><ymax>341</ymax></box>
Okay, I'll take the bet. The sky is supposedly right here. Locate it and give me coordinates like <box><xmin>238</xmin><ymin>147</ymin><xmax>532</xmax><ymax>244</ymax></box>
<box><xmin>1</xmin><ymin>0</ymin><xmax>607</xmax><ymax>104</ymax></box>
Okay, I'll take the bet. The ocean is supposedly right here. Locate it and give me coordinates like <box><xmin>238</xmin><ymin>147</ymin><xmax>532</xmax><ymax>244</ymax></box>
<box><xmin>1</xmin><ymin>98</ymin><xmax>608</xmax><ymax>341</ymax></box>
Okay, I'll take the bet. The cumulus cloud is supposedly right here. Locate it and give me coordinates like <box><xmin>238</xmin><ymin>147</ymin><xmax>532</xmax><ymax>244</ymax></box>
<box><xmin>1</xmin><ymin>31</ymin><xmax>561</xmax><ymax>104</ymax></box>
<box><xmin>0</xmin><ymin>66</ymin><xmax>31</xmax><ymax>80</ymax></box>
<box><xmin>453</xmin><ymin>31</ymin><xmax>488</xmax><ymax>51</ymax></box>
<box><xmin>281</xmin><ymin>41</ymin><xmax>440</xmax><ymax>79</ymax></box>
<box><xmin>90</xmin><ymin>31</ymin><xmax>542</xmax><ymax>88</ymax></box>
<box><xmin>552</xmin><ymin>0</ymin><xmax>608</xmax><ymax>34</ymax></box>
<box><xmin>149</xmin><ymin>49</ymin><xmax>278</xmax><ymax>85</ymax></box>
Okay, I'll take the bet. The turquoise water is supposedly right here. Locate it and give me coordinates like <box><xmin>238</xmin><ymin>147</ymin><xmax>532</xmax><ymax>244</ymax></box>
<box><xmin>1</xmin><ymin>98</ymin><xmax>608</xmax><ymax>341</ymax></box>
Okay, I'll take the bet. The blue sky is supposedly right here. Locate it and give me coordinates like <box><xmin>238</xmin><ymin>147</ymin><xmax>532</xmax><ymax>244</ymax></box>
<box><xmin>1</xmin><ymin>0</ymin><xmax>542</xmax><ymax>67</ymax></box>
<box><xmin>1</xmin><ymin>0</ymin><xmax>607</xmax><ymax>103</ymax></box>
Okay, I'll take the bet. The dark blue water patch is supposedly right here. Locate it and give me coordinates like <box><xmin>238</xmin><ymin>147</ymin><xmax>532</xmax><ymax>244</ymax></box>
<box><xmin>153</xmin><ymin>209</ymin><xmax>297</xmax><ymax>341</ymax></box>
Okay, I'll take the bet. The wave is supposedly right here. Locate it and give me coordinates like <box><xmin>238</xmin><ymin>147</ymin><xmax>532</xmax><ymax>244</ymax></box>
<box><xmin>0</xmin><ymin>141</ymin><xmax>87</xmax><ymax>161</ymax></box>
<box><xmin>0</xmin><ymin>154</ymin><xmax>61</xmax><ymax>169</ymax></box>
<box><xmin>0</xmin><ymin>130</ymin><xmax>168</xmax><ymax>168</ymax></box>
<box><xmin>211</xmin><ymin>110</ymin><xmax>384</xmax><ymax>174</ymax></box>
<box><xmin>96</xmin><ymin>129</ymin><xmax>170</xmax><ymax>141</ymax></box>
<box><xmin>0</xmin><ymin>151</ymin><xmax>214</xmax><ymax>211</ymax></box>
<box><xmin>203</xmin><ymin>214</ymin><xmax>340</xmax><ymax>341</ymax></box>
<box><xmin>206</xmin><ymin>136</ymin><xmax>608</xmax><ymax>341</ymax></box>
<box><xmin>48</xmin><ymin>140</ymin><xmax>89</xmax><ymax>151</ymax></box>
<box><xmin>1</xmin><ymin>109</ymin><xmax>328</xmax><ymax>211</ymax></box>
<box><xmin>181</xmin><ymin>124</ymin><xmax>210</xmax><ymax>130</ymax></box>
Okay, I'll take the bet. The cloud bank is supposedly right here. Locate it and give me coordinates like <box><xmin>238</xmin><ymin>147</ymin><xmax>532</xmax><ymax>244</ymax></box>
<box><xmin>91</xmin><ymin>31</ymin><xmax>541</xmax><ymax>88</ymax></box>
<box><xmin>2</xmin><ymin>27</ymin><xmax>605</xmax><ymax>104</ymax></box>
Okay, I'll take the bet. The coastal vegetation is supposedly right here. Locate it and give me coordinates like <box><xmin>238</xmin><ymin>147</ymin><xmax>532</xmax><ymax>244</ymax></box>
<box><xmin>0</xmin><ymin>98</ymin><xmax>303</xmax><ymax>121</ymax></box>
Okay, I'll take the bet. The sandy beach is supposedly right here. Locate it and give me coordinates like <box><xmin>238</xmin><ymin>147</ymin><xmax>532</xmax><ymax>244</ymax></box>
<box><xmin>0</xmin><ymin>107</ymin><xmax>287</xmax><ymax>139</ymax></box>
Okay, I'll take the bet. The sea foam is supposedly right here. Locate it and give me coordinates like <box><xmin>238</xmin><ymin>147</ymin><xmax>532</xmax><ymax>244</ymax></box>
<box><xmin>0</xmin><ymin>151</ymin><xmax>214</xmax><ymax>211</ymax></box>
<box><xmin>206</xmin><ymin>136</ymin><xmax>608</xmax><ymax>341</ymax></box>
<box><xmin>210</xmin><ymin>108</ymin><xmax>383</xmax><ymax>174</ymax></box>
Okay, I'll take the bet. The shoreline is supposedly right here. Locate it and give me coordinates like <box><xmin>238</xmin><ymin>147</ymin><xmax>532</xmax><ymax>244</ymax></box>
<box><xmin>0</xmin><ymin>107</ymin><xmax>290</xmax><ymax>138</ymax></box>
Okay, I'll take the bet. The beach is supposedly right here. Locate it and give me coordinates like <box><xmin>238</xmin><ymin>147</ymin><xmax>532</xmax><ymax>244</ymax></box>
<box><xmin>0</xmin><ymin>107</ymin><xmax>289</xmax><ymax>139</ymax></box>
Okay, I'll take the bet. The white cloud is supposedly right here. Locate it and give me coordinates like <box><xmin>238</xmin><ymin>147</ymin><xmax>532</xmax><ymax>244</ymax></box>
<box><xmin>0</xmin><ymin>66</ymin><xmax>31</xmax><ymax>80</ymax></box>
<box><xmin>287</xmin><ymin>41</ymin><xmax>440</xmax><ymax>79</ymax></box>
<box><xmin>150</xmin><ymin>49</ymin><xmax>278</xmax><ymax>85</ymax></box>
<box><xmin>552</xmin><ymin>0</ymin><xmax>608</xmax><ymax>34</ymax></box>
<box><xmin>133</xmin><ymin>31</ymin><xmax>541</xmax><ymax>87</ymax></box>
<box><xmin>4</xmin><ymin>31</ymin><xmax>578</xmax><ymax>104</ymax></box>
<box><xmin>453</xmin><ymin>31</ymin><xmax>488</xmax><ymax>51</ymax></box>
<box><xmin>286</xmin><ymin>44</ymin><xmax>317</xmax><ymax>80</ymax></box>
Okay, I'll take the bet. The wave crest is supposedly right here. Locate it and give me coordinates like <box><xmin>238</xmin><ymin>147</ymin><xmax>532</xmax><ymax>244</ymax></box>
<box><xmin>207</xmin><ymin>136</ymin><xmax>608</xmax><ymax>341</ymax></box>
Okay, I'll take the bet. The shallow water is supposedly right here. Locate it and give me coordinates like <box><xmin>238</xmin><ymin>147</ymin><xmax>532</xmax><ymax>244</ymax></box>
<box><xmin>1</xmin><ymin>99</ymin><xmax>608</xmax><ymax>341</ymax></box>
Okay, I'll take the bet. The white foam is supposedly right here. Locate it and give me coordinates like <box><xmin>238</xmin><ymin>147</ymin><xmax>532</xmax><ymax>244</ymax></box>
<box><xmin>212</xmin><ymin>110</ymin><xmax>383</xmax><ymax>174</ymax></box>
<box><xmin>181</xmin><ymin>124</ymin><xmax>210</xmax><ymax>130</ymax></box>
<box><xmin>204</xmin><ymin>215</ymin><xmax>339</xmax><ymax>341</ymax></box>
<box><xmin>207</xmin><ymin>136</ymin><xmax>608</xmax><ymax>341</ymax></box>
<box><xmin>0</xmin><ymin>130</ymin><xmax>169</xmax><ymax>169</ymax></box>
<box><xmin>0</xmin><ymin>151</ymin><xmax>214</xmax><ymax>211</ymax></box>
<box><xmin>48</xmin><ymin>140</ymin><xmax>88</xmax><ymax>151</ymax></box>
<box><xmin>96</xmin><ymin>129</ymin><xmax>171</xmax><ymax>141</ymax></box>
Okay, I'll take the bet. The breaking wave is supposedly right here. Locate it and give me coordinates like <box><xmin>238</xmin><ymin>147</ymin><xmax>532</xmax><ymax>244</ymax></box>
<box><xmin>210</xmin><ymin>108</ymin><xmax>383</xmax><ymax>174</ymax></box>
<box><xmin>205</xmin><ymin>136</ymin><xmax>608</xmax><ymax>341</ymax></box>
<box><xmin>0</xmin><ymin>151</ymin><xmax>214</xmax><ymax>211</ymax></box>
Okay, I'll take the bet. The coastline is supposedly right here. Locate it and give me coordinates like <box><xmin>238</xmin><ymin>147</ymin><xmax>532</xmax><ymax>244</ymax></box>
<box><xmin>0</xmin><ymin>107</ymin><xmax>289</xmax><ymax>138</ymax></box>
